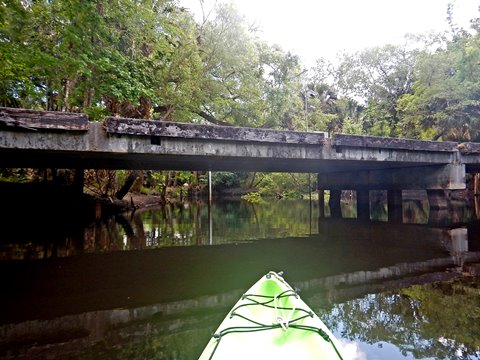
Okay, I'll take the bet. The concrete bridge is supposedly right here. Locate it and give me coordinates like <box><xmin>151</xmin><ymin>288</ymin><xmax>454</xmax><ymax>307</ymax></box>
<box><xmin>1</xmin><ymin>107</ymin><xmax>479</xmax><ymax>218</ymax></box>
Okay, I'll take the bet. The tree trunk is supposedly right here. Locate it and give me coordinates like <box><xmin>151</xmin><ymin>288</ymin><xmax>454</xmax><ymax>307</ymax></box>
<box><xmin>248</xmin><ymin>172</ymin><xmax>257</xmax><ymax>188</ymax></box>
<box><xmin>160</xmin><ymin>172</ymin><xmax>170</xmax><ymax>203</ymax></box>
<box><xmin>62</xmin><ymin>79</ymin><xmax>70</xmax><ymax>112</ymax></box>
<box><xmin>83</xmin><ymin>87</ymin><xmax>94</xmax><ymax>109</ymax></box>
<box><xmin>46</xmin><ymin>79</ymin><xmax>55</xmax><ymax>111</ymax></box>
<box><xmin>115</xmin><ymin>170</ymin><xmax>142</xmax><ymax>200</ymax></box>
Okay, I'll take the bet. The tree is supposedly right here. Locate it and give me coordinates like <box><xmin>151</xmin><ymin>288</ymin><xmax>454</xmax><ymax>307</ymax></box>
<box><xmin>334</xmin><ymin>44</ymin><xmax>418</xmax><ymax>136</ymax></box>
<box><xmin>0</xmin><ymin>0</ymin><xmax>194</xmax><ymax>118</ymax></box>
<box><xmin>305</xmin><ymin>59</ymin><xmax>364</xmax><ymax>135</ymax></box>
<box><xmin>398</xmin><ymin>30</ymin><xmax>480</xmax><ymax>141</ymax></box>
<box><xmin>190</xmin><ymin>3</ymin><xmax>305</xmax><ymax>129</ymax></box>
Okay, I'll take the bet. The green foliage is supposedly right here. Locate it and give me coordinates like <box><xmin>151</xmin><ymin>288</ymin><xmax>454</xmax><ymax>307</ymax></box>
<box><xmin>4</xmin><ymin>0</ymin><xmax>477</xmax><ymax>143</ymax></box>
<box><xmin>240</xmin><ymin>191</ymin><xmax>263</xmax><ymax>203</ymax></box>
<box><xmin>192</xmin><ymin>4</ymin><xmax>306</xmax><ymax>128</ymax></box>
<box><xmin>0</xmin><ymin>0</ymin><xmax>312</xmax><ymax>130</ymax></box>
<box><xmin>0</xmin><ymin>168</ymin><xmax>34</xmax><ymax>182</ymax></box>
<box><xmin>333</xmin><ymin>44</ymin><xmax>418</xmax><ymax>136</ymax></box>
<box><xmin>83</xmin><ymin>106</ymin><xmax>110</xmax><ymax>121</ymax></box>
<box><xmin>341</xmin><ymin>116</ymin><xmax>364</xmax><ymax>135</ymax></box>
<box><xmin>307</xmin><ymin>5</ymin><xmax>480</xmax><ymax>141</ymax></box>
<box><xmin>0</xmin><ymin>0</ymin><xmax>198</xmax><ymax>117</ymax></box>
<box><xmin>201</xmin><ymin>172</ymin><xmax>248</xmax><ymax>189</ymax></box>
<box><xmin>255</xmin><ymin>173</ymin><xmax>310</xmax><ymax>199</ymax></box>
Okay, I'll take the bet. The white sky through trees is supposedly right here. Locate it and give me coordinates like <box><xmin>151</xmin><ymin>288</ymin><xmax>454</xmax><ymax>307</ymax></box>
<box><xmin>180</xmin><ymin>0</ymin><xmax>479</xmax><ymax>66</ymax></box>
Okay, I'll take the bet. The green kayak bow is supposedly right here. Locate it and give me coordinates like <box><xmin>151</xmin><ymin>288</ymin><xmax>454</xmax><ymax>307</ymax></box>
<box><xmin>199</xmin><ymin>271</ymin><xmax>345</xmax><ymax>360</ymax></box>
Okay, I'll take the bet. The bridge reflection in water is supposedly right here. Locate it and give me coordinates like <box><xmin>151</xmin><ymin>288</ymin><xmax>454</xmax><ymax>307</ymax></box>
<box><xmin>2</xmin><ymin>197</ymin><xmax>480</xmax><ymax>359</ymax></box>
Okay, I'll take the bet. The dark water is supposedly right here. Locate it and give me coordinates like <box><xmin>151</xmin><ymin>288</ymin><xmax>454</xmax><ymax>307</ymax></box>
<box><xmin>1</xmin><ymin>195</ymin><xmax>480</xmax><ymax>359</ymax></box>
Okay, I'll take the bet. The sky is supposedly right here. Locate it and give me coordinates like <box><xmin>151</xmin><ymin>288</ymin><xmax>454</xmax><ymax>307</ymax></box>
<box><xmin>180</xmin><ymin>0</ymin><xmax>479</xmax><ymax>66</ymax></box>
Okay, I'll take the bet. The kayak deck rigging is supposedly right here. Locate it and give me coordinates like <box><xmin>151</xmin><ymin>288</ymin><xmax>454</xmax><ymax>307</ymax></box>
<box><xmin>199</xmin><ymin>271</ymin><xmax>345</xmax><ymax>360</ymax></box>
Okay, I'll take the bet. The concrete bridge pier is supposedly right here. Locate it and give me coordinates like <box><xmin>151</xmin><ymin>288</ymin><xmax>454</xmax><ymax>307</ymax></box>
<box><xmin>427</xmin><ymin>189</ymin><xmax>451</xmax><ymax>224</ymax></box>
<box><xmin>329</xmin><ymin>189</ymin><xmax>342</xmax><ymax>218</ymax></box>
<box><xmin>318</xmin><ymin>188</ymin><xmax>325</xmax><ymax>218</ymax></box>
<box><xmin>73</xmin><ymin>168</ymin><xmax>85</xmax><ymax>196</ymax></box>
<box><xmin>320</xmin><ymin>187</ymin><xmax>395</xmax><ymax>221</ymax></box>
<box><xmin>318</xmin><ymin>162</ymin><xmax>465</xmax><ymax>221</ymax></box>
<box><xmin>356</xmin><ymin>189</ymin><xmax>370</xmax><ymax>221</ymax></box>
<box><xmin>427</xmin><ymin>189</ymin><xmax>449</xmax><ymax>210</ymax></box>
<box><xmin>322</xmin><ymin>187</ymin><xmax>454</xmax><ymax>222</ymax></box>
<box><xmin>388</xmin><ymin>190</ymin><xmax>403</xmax><ymax>223</ymax></box>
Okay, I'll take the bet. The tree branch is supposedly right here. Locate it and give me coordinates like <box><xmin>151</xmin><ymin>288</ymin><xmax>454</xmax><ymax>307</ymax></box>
<box><xmin>195</xmin><ymin>110</ymin><xmax>232</xmax><ymax>126</ymax></box>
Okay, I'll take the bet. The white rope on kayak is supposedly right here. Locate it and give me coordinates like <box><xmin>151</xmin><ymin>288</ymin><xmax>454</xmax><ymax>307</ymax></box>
<box><xmin>205</xmin><ymin>272</ymin><xmax>344</xmax><ymax>360</ymax></box>
<box><xmin>274</xmin><ymin>290</ymin><xmax>297</xmax><ymax>331</ymax></box>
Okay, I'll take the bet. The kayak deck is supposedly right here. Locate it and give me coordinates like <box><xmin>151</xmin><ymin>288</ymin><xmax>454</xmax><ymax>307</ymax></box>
<box><xmin>199</xmin><ymin>271</ymin><xmax>345</xmax><ymax>360</ymax></box>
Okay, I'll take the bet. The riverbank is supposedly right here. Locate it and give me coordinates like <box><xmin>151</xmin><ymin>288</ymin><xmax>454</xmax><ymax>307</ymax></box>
<box><xmin>0</xmin><ymin>180</ymin><xmax>474</xmax><ymax>223</ymax></box>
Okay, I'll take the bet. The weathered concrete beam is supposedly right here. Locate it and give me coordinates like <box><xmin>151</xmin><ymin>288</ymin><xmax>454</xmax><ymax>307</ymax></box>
<box><xmin>0</xmin><ymin>122</ymin><xmax>466</xmax><ymax>175</ymax></box>
<box><xmin>104</xmin><ymin>117</ymin><xmax>327</xmax><ymax>145</ymax></box>
<box><xmin>0</xmin><ymin>107</ymin><xmax>89</xmax><ymax>131</ymax></box>
<box><xmin>317</xmin><ymin>164</ymin><xmax>466</xmax><ymax>190</ymax></box>
<box><xmin>334</xmin><ymin>133</ymin><xmax>458</xmax><ymax>152</ymax></box>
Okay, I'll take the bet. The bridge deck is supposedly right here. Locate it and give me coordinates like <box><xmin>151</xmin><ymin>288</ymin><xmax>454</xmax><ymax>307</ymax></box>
<box><xmin>0</xmin><ymin>107</ymin><xmax>476</xmax><ymax>189</ymax></box>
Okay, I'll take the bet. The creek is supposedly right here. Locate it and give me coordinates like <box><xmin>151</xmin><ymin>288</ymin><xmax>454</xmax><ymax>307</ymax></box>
<box><xmin>1</xmin><ymin>196</ymin><xmax>480</xmax><ymax>359</ymax></box>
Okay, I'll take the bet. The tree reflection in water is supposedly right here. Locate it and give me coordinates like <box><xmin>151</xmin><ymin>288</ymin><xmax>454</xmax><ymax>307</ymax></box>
<box><xmin>317</xmin><ymin>277</ymin><xmax>480</xmax><ymax>359</ymax></box>
<box><xmin>84</xmin><ymin>200</ymin><xmax>322</xmax><ymax>251</ymax></box>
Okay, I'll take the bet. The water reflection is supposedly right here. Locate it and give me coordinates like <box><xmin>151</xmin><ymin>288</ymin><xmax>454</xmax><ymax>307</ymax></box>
<box><xmin>2</xmin><ymin>250</ymin><xmax>480</xmax><ymax>359</ymax></box>
<box><xmin>2</xmin><ymin>197</ymin><xmax>480</xmax><ymax>359</ymax></box>
<box><xmin>84</xmin><ymin>200</ymin><xmax>321</xmax><ymax>251</ymax></box>
<box><xmin>1</xmin><ymin>193</ymin><xmax>476</xmax><ymax>260</ymax></box>
<box><xmin>318</xmin><ymin>276</ymin><xmax>480</xmax><ymax>359</ymax></box>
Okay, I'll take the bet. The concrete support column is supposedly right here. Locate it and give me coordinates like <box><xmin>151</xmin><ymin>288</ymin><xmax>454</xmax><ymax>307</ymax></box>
<box><xmin>427</xmin><ymin>189</ymin><xmax>450</xmax><ymax>224</ymax></box>
<box><xmin>329</xmin><ymin>189</ymin><xmax>342</xmax><ymax>218</ymax></box>
<box><xmin>73</xmin><ymin>168</ymin><xmax>85</xmax><ymax>196</ymax></box>
<box><xmin>356</xmin><ymin>189</ymin><xmax>370</xmax><ymax>220</ymax></box>
<box><xmin>427</xmin><ymin>189</ymin><xmax>449</xmax><ymax>210</ymax></box>
<box><xmin>318</xmin><ymin>189</ymin><xmax>325</xmax><ymax>218</ymax></box>
<box><xmin>388</xmin><ymin>190</ymin><xmax>403</xmax><ymax>223</ymax></box>
<box><xmin>317</xmin><ymin>217</ymin><xmax>332</xmax><ymax>239</ymax></box>
<box><xmin>317</xmin><ymin>174</ymin><xmax>325</xmax><ymax>218</ymax></box>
